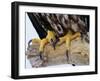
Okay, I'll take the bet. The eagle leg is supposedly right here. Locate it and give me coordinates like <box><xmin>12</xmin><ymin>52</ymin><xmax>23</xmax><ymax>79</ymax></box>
<box><xmin>30</xmin><ymin>30</ymin><xmax>56</xmax><ymax>67</ymax></box>
<box><xmin>58</xmin><ymin>31</ymin><xmax>81</xmax><ymax>65</ymax></box>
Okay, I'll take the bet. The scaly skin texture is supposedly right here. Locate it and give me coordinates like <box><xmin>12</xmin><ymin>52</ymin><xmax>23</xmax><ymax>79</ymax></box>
<box><xmin>32</xmin><ymin>30</ymin><xmax>56</xmax><ymax>52</ymax></box>
<box><xmin>59</xmin><ymin>31</ymin><xmax>81</xmax><ymax>50</ymax></box>
<box><xmin>58</xmin><ymin>30</ymin><xmax>81</xmax><ymax>64</ymax></box>
<box><xmin>31</xmin><ymin>30</ymin><xmax>56</xmax><ymax>66</ymax></box>
<box><xmin>31</xmin><ymin>30</ymin><xmax>81</xmax><ymax>66</ymax></box>
<box><xmin>32</xmin><ymin>30</ymin><xmax>81</xmax><ymax>54</ymax></box>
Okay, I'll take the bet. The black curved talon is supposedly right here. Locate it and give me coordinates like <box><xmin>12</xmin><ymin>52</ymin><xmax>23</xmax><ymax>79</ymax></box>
<box><xmin>39</xmin><ymin>52</ymin><xmax>44</xmax><ymax>60</ymax></box>
<box><xmin>38</xmin><ymin>51</ymin><xmax>48</xmax><ymax>67</ymax></box>
<box><xmin>28</xmin><ymin>39</ymin><xmax>32</xmax><ymax>47</ymax></box>
<box><xmin>66</xmin><ymin>50</ymin><xmax>69</xmax><ymax>63</ymax></box>
<box><xmin>72</xmin><ymin>64</ymin><xmax>76</xmax><ymax>66</ymax></box>
<box><xmin>50</xmin><ymin>39</ymin><xmax>56</xmax><ymax>50</ymax></box>
<box><xmin>53</xmin><ymin>38</ymin><xmax>60</xmax><ymax>50</ymax></box>
<box><xmin>50</xmin><ymin>37</ymin><xmax>59</xmax><ymax>50</ymax></box>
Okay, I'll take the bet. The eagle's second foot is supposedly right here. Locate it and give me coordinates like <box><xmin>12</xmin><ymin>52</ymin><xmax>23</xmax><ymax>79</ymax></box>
<box><xmin>66</xmin><ymin>50</ymin><xmax>70</xmax><ymax>64</ymax></box>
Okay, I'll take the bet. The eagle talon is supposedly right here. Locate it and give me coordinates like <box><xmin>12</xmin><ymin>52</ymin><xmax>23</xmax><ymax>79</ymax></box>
<box><xmin>34</xmin><ymin>52</ymin><xmax>48</xmax><ymax>67</ymax></box>
<box><xmin>39</xmin><ymin>52</ymin><xmax>48</xmax><ymax>61</ymax></box>
<box><xmin>72</xmin><ymin>64</ymin><xmax>76</xmax><ymax>66</ymax></box>
<box><xmin>50</xmin><ymin>38</ymin><xmax>59</xmax><ymax>50</ymax></box>
<box><xmin>66</xmin><ymin>50</ymin><xmax>70</xmax><ymax>63</ymax></box>
<box><xmin>28</xmin><ymin>39</ymin><xmax>32</xmax><ymax>48</ymax></box>
<box><xmin>39</xmin><ymin>51</ymin><xmax>44</xmax><ymax>60</ymax></box>
<box><xmin>53</xmin><ymin>38</ymin><xmax>60</xmax><ymax>50</ymax></box>
<box><xmin>50</xmin><ymin>39</ymin><xmax>55</xmax><ymax>50</ymax></box>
